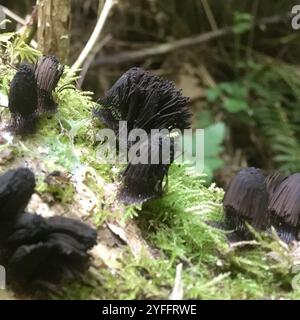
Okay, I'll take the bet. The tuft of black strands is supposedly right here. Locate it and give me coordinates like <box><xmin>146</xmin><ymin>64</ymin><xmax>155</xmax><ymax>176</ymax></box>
<box><xmin>94</xmin><ymin>67</ymin><xmax>191</xmax><ymax>134</ymax></box>
<box><xmin>46</xmin><ymin>216</ymin><xmax>97</xmax><ymax>248</ymax></box>
<box><xmin>223</xmin><ymin>167</ymin><xmax>269</xmax><ymax>239</ymax></box>
<box><xmin>34</xmin><ymin>55</ymin><xmax>64</xmax><ymax>113</ymax></box>
<box><xmin>0</xmin><ymin>168</ymin><xmax>35</xmax><ymax>245</ymax></box>
<box><xmin>7</xmin><ymin>233</ymin><xmax>90</xmax><ymax>285</ymax></box>
<box><xmin>94</xmin><ymin>67</ymin><xmax>191</xmax><ymax>204</ymax></box>
<box><xmin>8</xmin><ymin>64</ymin><xmax>38</xmax><ymax>134</ymax></box>
<box><xmin>5</xmin><ymin>213</ymin><xmax>97</xmax><ymax>252</ymax></box>
<box><xmin>265</xmin><ymin>172</ymin><xmax>287</xmax><ymax>199</ymax></box>
<box><xmin>118</xmin><ymin>134</ymin><xmax>175</xmax><ymax>204</ymax></box>
<box><xmin>268</xmin><ymin>173</ymin><xmax>300</xmax><ymax>242</ymax></box>
<box><xmin>93</xmin><ymin>68</ymin><xmax>142</xmax><ymax>131</ymax></box>
<box><xmin>0</xmin><ymin>168</ymin><xmax>35</xmax><ymax>221</ymax></box>
<box><xmin>0</xmin><ymin>168</ymin><xmax>97</xmax><ymax>290</ymax></box>
<box><xmin>6</xmin><ymin>226</ymin><xmax>95</xmax><ymax>286</ymax></box>
<box><xmin>5</xmin><ymin>222</ymin><xmax>96</xmax><ymax>288</ymax></box>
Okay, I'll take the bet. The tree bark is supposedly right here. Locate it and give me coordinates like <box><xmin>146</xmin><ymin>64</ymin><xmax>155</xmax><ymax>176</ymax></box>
<box><xmin>37</xmin><ymin>0</ymin><xmax>71</xmax><ymax>63</ymax></box>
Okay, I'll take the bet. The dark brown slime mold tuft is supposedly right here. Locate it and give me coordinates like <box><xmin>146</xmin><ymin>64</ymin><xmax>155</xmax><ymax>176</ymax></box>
<box><xmin>8</xmin><ymin>64</ymin><xmax>38</xmax><ymax>134</ymax></box>
<box><xmin>34</xmin><ymin>55</ymin><xmax>64</xmax><ymax>113</ymax></box>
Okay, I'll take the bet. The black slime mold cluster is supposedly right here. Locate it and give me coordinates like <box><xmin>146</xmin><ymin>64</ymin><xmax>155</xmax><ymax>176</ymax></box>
<box><xmin>8</xmin><ymin>55</ymin><xmax>64</xmax><ymax>134</ymax></box>
<box><xmin>94</xmin><ymin>67</ymin><xmax>191</xmax><ymax>204</ymax></box>
<box><xmin>0</xmin><ymin>168</ymin><xmax>97</xmax><ymax>291</ymax></box>
<box><xmin>223</xmin><ymin>167</ymin><xmax>300</xmax><ymax>243</ymax></box>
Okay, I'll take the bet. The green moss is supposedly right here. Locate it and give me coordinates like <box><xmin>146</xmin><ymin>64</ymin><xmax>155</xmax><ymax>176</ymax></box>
<box><xmin>89</xmin><ymin>166</ymin><xmax>300</xmax><ymax>300</ymax></box>
<box><xmin>36</xmin><ymin>176</ymin><xmax>75</xmax><ymax>204</ymax></box>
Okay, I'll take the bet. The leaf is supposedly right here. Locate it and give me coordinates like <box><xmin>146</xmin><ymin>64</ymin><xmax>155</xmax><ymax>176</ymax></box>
<box><xmin>233</xmin><ymin>12</ymin><xmax>252</xmax><ymax>34</ymax></box>
<box><xmin>224</xmin><ymin>98</ymin><xmax>248</xmax><ymax>113</ymax></box>
<box><xmin>203</xmin><ymin>122</ymin><xmax>225</xmax><ymax>181</ymax></box>
<box><xmin>197</xmin><ymin>110</ymin><xmax>213</xmax><ymax>128</ymax></box>
<box><xmin>68</xmin><ymin>119</ymin><xmax>90</xmax><ymax>139</ymax></box>
<box><xmin>204</xmin><ymin>123</ymin><xmax>225</xmax><ymax>157</ymax></box>
<box><xmin>206</xmin><ymin>87</ymin><xmax>221</xmax><ymax>102</ymax></box>
<box><xmin>219</xmin><ymin>82</ymin><xmax>248</xmax><ymax>99</ymax></box>
<box><xmin>0</xmin><ymin>19</ymin><xmax>11</xmax><ymax>28</ymax></box>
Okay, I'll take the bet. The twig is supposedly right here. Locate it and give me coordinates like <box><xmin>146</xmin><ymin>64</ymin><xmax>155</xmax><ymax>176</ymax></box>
<box><xmin>92</xmin><ymin>12</ymin><xmax>292</xmax><ymax>67</ymax></box>
<box><xmin>70</xmin><ymin>0</ymin><xmax>116</xmax><ymax>74</ymax></box>
<box><xmin>77</xmin><ymin>0</ymin><xmax>113</xmax><ymax>87</ymax></box>
<box><xmin>169</xmin><ymin>263</ymin><xmax>183</xmax><ymax>300</ymax></box>
<box><xmin>19</xmin><ymin>6</ymin><xmax>38</xmax><ymax>47</ymax></box>
<box><xmin>229</xmin><ymin>240</ymin><xmax>260</xmax><ymax>251</ymax></box>
<box><xmin>201</xmin><ymin>0</ymin><xmax>218</xmax><ymax>31</ymax></box>
<box><xmin>78</xmin><ymin>34</ymin><xmax>112</xmax><ymax>87</ymax></box>
<box><xmin>247</xmin><ymin>0</ymin><xmax>260</xmax><ymax>58</ymax></box>
<box><xmin>1</xmin><ymin>5</ymin><xmax>38</xmax><ymax>48</ymax></box>
<box><xmin>94</xmin><ymin>27</ymin><xmax>232</xmax><ymax>66</ymax></box>
<box><xmin>1</xmin><ymin>6</ymin><xmax>26</xmax><ymax>25</ymax></box>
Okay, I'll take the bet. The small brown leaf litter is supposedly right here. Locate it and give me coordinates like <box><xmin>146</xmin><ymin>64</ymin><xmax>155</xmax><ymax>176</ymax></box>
<box><xmin>0</xmin><ymin>149</ymin><xmax>14</xmax><ymax>165</ymax></box>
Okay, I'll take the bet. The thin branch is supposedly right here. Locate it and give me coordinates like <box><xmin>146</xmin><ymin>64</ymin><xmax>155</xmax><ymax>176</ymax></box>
<box><xmin>92</xmin><ymin>12</ymin><xmax>292</xmax><ymax>67</ymax></box>
<box><xmin>78</xmin><ymin>34</ymin><xmax>112</xmax><ymax>87</ymax></box>
<box><xmin>19</xmin><ymin>6</ymin><xmax>38</xmax><ymax>47</ymax></box>
<box><xmin>201</xmin><ymin>0</ymin><xmax>218</xmax><ymax>31</ymax></box>
<box><xmin>247</xmin><ymin>0</ymin><xmax>260</xmax><ymax>58</ymax></box>
<box><xmin>1</xmin><ymin>5</ymin><xmax>38</xmax><ymax>48</ymax></box>
<box><xmin>229</xmin><ymin>241</ymin><xmax>260</xmax><ymax>250</ymax></box>
<box><xmin>1</xmin><ymin>6</ymin><xmax>26</xmax><ymax>25</ymax></box>
<box><xmin>70</xmin><ymin>0</ymin><xmax>116</xmax><ymax>74</ymax></box>
<box><xmin>93</xmin><ymin>27</ymin><xmax>232</xmax><ymax>66</ymax></box>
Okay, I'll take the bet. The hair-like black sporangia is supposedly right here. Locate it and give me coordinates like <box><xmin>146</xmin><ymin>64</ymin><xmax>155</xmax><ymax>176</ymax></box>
<box><xmin>223</xmin><ymin>167</ymin><xmax>269</xmax><ymax>237</ymax></box>
<box><xmin>118</xmin><ymin>133</ymin><xmax>175</xmax><ymax>204</ymax></box>
<box><xmin>34</xmin><ymin>55</ymin><xmax>64</xmax><ymax>112</ymax></box>
<box><xmin>8</xmin><ymin>64</ymin><xmax>38</xmax><ymax>133</ymax></box>
<box><xmin>46</xmin><ymin>216</ymin><xmax>97</xmax><ymax>248</ymax></box>
<box><xmin>0</xmin><ymin>168</ymin><xmax>35</xmax><ymax>245</ymax></box>
<box><xmin>94</xmin><ymin>67</ymin><xmax>191</xmax><ymax>204</ymax></box>
<box><xmin>0</xmin><ymin>168</ymin><xmax>97</xmax><ymax>289</ymax></box>
<box><xmin>7</xmin><ymin>233</ymin><xmax>90</xmax><ymax>284</ymax></box>
<box><xmin>265</xmin><ymin>172</ymin><xmax>287</xmax><ymax>200</ymax></box>
<box><xmin>93</xmin><ymin>67</ymin><xmax>142</xmax><ymax>131</ymax></box>
<box><xmin>5</xmin><ymin>214</ymin><xmax>96</xmax><ymax>250</ymax></box>
<box><xmin>0</xmin><ymin>168</ymin><xmax>36</xmax><ymax>221</ymax></box>
<box><xmin>268</xmin><ymin>173</ymin><xmax>300</xmax><ymax>242</ymax></box>
<box><xmin>94</xmin><ymin>67</ymin><xmax>191</xmax><ymax>135</ymax></box>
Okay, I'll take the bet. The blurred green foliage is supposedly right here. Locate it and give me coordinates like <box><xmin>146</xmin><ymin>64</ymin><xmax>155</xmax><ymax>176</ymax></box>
<box><xmin>205</xmin><ymin>56</ymin><xmax>300</xmax><ymax>174</ymax></box>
